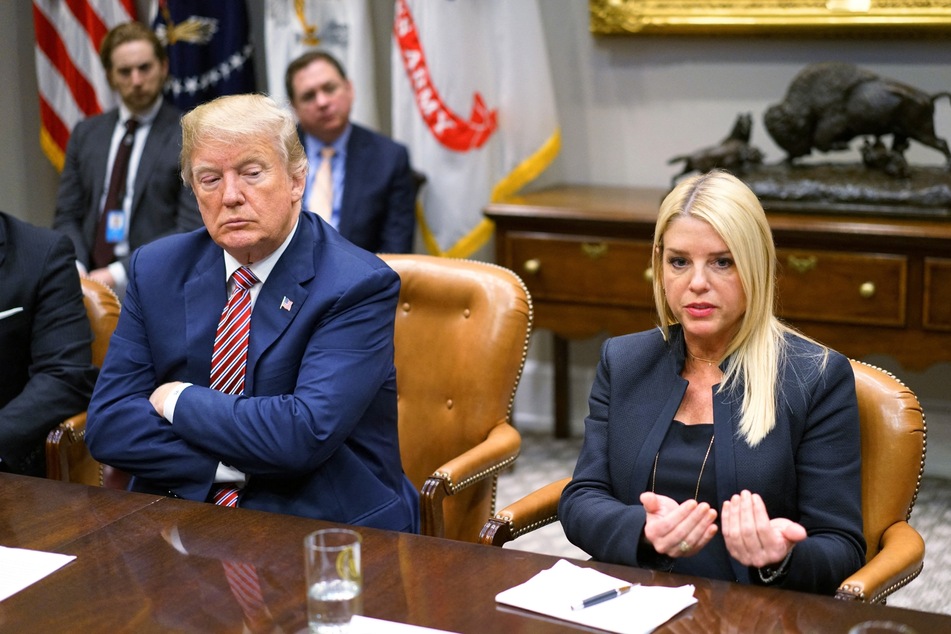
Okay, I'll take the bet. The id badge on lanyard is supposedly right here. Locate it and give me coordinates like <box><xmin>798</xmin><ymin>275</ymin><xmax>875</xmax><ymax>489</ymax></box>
<box><xmin>104</xmin><ymin>209</ymin><xmax>127</xmax><ymax>243</ymax></box>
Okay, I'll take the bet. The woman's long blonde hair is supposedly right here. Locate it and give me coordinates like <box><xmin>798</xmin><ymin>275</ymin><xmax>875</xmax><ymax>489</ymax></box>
<box><xmin>652</xmin><ymin>170</ymin><xmax>803</xmax><ymax>446</ymax></box>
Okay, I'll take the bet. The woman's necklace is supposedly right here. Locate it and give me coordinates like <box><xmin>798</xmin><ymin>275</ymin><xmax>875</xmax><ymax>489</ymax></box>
<box><xmin>651</xmin><ymin>433</ymin><xmax>715</xmax><ymax>501</ymax></box>
<box><xmin>687</xmin><ymin>350</ymin><xmax>718</xmax><ymax>367</ymax></box>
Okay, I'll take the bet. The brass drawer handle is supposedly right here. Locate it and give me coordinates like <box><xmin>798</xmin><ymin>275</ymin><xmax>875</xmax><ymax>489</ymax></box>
<box><xmin>787</xmin><ymin>254</ymin><xmax>818</xmax><ymax>274</ymax></box>
<box><xmin>643</xmin><ymin>267</ymin><xmax>653</xmax><ymax>283</ymax></box>
<box><xmin>859</xmin><ymin>282</ymin><xmax>876</xmax><ymax>299</ymax></box>
<box><xmin>523</xmin><ymin>258</ymin><xmax>541</xmax><ymax>275</ymax></box>
<box><xmin>581</xmin><ymin>242</ymin><xmax>608</xmax><ymax>260</ymax></box>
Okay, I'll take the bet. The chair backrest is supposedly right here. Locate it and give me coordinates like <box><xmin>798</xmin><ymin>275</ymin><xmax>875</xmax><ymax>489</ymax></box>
<box><xmin>850</xmin><ymin>359</ymin><xmax>926</xmax><ymax>562</ymax></box>
<box><xmin>45</xmin><ymin>278</ymin><xmax>120</xmax><ymax>484</ymax></box>
<box><xmin>83</xmin><ymin>277</ymin><xmax>121</xmax><ymax>367</ymax></box>
<box><xmin>379</xmin><ymin>254</ymin><xmax>532</xmax><ymax>541</ymax></box>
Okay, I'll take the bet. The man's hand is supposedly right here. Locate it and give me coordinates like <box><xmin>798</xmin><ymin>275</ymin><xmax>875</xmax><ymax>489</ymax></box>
<box><xmin>150</xmin><ymin>381</ymin><xmax>186</xmax><ymax>418</ymax></box>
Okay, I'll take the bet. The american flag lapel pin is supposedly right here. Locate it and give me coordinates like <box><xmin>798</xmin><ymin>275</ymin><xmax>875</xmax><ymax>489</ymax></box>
<box><xmin>280</xmin><ymin>296</ymin><xmax>294</xmax><ymax>311</ymax></box>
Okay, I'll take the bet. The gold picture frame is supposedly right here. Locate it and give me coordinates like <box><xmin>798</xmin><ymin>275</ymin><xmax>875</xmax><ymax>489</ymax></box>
<box><xmin>590</xmin><ymin>0</ymin><xmax>951</xmax><ymax>36</ymax></box>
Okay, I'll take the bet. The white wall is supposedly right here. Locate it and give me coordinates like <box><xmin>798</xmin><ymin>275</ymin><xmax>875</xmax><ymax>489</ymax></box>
<box><xmin>1</xmin><ymin>2</ymin><xmax>62</xmax><ymax>226</ymax></box>
<box><xmin>6</xmin><ymin>1</ymin><xmax>948</xmax><ymax>475</ymax></box>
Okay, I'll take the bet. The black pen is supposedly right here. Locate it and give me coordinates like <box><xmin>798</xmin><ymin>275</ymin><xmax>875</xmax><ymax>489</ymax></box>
<box><xmin>571</xmin><ymin>585</ymin><xmax>634</xmax><ymax>611</ymax></box>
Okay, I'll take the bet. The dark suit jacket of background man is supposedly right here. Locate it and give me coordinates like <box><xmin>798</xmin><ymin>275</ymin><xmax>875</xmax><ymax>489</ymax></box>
<box><xmin>53</xmin><ymin>101</ymin><xmax>202</xmax><ymax>271</ymax></box>
<box><xmin>0</xmin><ymin>212</ymin><xmax>98</xmax><ymax>475</ymax></box>
<box><xmin>301</xmin><ymin>123</ymin><xmax>416</xmax><ymax>253</ymax></box>
<box><xmin>86</xmin><ymin>211</ymin><xmax>419</xmax><ymax>532</ymax></box>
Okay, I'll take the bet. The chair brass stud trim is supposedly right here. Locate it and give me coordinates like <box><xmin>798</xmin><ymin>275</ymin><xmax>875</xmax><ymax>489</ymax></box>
<box><xmin>512</xmin><ymin>516</ymin><xmax>559</xmax><ymax>539</ymax></box>
<box><xmin>870</xmin><ymin>563</ymin><xmax>924</xmax><ymax>604</ymax></box>
<box><xmin>850</xmin><ymin>358</ymin><xmax>927</xmax><ymax>523</ymax></box>
<box><xmin>434</xmin><ymin>451</ymin><xmax>519</xmax><ymax>495</ymax></box>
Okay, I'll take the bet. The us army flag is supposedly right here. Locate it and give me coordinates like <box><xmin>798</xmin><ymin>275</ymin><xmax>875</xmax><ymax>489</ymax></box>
<box><xmin>391</xmin><ymin>0</ymin><xmax>560</xmax><ymax>257</ymax></box>
<box><xmin>264</xmin><ymin>0</ymin><xmax>378</xmax><ymax>129</ymax></box>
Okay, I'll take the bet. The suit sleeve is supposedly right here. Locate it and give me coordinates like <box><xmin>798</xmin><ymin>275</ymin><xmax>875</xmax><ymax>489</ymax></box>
<box><xmin>52</xmin><ymin>121</ymin><xmax>94</xmax><ymax>267</ymax></box>
<box><xmin>377</xmin><ymin>144</ymin><xmax>416</xmax><ymax>254</ymax></box>
<box><xmin>771</xmin><ymin>351</ymin><xmax>866</xmax><ymax>594</ymax></box>
<box><xmin>0</xmin><ymin>234</ymin><xmax>97</xmax><ymax>474</ymax></box>
<box><xmin>170</xmin><ymin>266</ymin><xmax>400</xmax><ymax>477</ymax></box>
<box><xmin>85</xmin><ymin>249</ymin><xmax>219</xmax><ymax>500</ymax></box>
<box><xmin>559</xmin><ymin>338</ymin><xmax>650</xmax><ymax>566</ymax></box>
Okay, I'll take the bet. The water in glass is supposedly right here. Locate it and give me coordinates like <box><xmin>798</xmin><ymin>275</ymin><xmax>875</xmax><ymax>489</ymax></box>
<box><xmin>308</xmin><ymin>578</ymin><xmax>362</xmax><ymax>633</ymax></box>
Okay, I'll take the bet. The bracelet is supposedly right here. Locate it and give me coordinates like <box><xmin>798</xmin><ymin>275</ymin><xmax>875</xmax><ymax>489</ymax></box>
<box><xmin>757</xmin><ymin>548</ymin><xmax>793</xmax><ymax>584</ymax></box>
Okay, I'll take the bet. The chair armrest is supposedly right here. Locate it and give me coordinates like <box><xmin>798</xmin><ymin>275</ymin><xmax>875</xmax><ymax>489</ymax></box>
<box><xmin>423</xmin><ymin>422</ymin><xmax>520</xmax><ymax>495</ymax></box>
<box><xmin>479</xmin><ymin>477</ymin><xmax>571</xmax><ymax>546</ymax></box>
<box><xmin>835</xmin><ymin>522</ymin><xmax>925</xmax><ymax>603</ymax></box>
<box><xmin>45</xmin><ymin>412</ymin><xmax>97</xmax><ymax>484</ymax></box>
<box><xmin>420</xmin><ymin>422</ymin><xmax>520</xmax><ymax>539</ymax></box>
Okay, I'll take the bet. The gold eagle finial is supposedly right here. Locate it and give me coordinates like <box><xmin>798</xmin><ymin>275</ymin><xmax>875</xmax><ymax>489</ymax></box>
<box><xmin>159</xmin><ymin>2</ymin><xmax>218</xmax><ymax>46</ymax></box>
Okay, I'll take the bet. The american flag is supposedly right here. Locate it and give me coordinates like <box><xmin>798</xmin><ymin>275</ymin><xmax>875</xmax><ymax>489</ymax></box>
<box><xmin>280</xmin><ymin>296</ymin><xmax>293</xmax><ymax>312</ymax></box>
<box><xmin>32</xmin><ymin>0</ymin><xmax>136</xmax><ymax>171</ymax></box>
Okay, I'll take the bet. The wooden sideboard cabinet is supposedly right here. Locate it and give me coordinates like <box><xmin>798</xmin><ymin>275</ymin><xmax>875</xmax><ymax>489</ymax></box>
<box><xmin>485</xmin><ymin>184</ymin><xmax>951</xmax><ymax>438</ymax></box>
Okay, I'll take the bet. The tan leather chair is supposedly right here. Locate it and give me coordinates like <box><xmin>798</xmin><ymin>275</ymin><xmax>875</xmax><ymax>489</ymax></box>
<box><xmin>380</xmin><ymin>254</ymin><xmax>532</xmax><ymax>541</ymax></box>
<box><xmin>45</xmin><ymin>277</ymin><xmax>120</xmax><ymax>485</ymax></box>
<box><xmin>480</xmin><ymin>359</ymin><xmax>926</xmax><ymax>604</ymax></box>
<box><xmin>837</xmin><ymin>360</ymin><xmax>926</xmax><ymax>603</ymax></box>
<box><xmin>44</xmin><ymin>256</ymin><xmax>534</xmax><ymax>533</ymax></box>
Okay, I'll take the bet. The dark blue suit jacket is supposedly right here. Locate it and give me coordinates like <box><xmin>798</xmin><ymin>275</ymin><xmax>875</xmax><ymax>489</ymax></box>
<box><xmin>301</xmin><ymin>123</ymin><xmax>416</xmax><ymax>253</ymax></box>
<box><xmin>53</xmin><ymin>101</ymin><xmax>203</xmax><ymax>271</ymax></box>
<box><xmin>559</xmin><ymin>326</ymin><xmax>865</xmax><ymax>595</ymax></box>
<box><xmin>87</xmin><ymin>212</ymin><xmax>418</xmax><ymax>532</ymax></box>
<box><xmin>0</xmin><ymin>213</ymin><xmax>97</xmax><ymax>475</ymax></box>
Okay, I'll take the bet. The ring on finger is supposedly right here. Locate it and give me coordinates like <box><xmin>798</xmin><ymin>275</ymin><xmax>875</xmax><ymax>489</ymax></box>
<box><xmin>678</xmin><ymin>540</ymin><xmax>691</xmax><ymax>553</ymax></box>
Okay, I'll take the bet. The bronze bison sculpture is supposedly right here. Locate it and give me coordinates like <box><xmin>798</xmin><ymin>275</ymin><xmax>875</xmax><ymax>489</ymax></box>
<box><xmin>764</xmin><ymin>62</ymin><xmax>951</xmax><ymax>170</ymax></box>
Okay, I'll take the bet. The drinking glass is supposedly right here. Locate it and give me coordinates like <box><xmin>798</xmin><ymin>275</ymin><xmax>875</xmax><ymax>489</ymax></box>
<box><xmin>304</xmin><ymin>528</ymin><xmax>363</xmax><ymax>633</ymax></box>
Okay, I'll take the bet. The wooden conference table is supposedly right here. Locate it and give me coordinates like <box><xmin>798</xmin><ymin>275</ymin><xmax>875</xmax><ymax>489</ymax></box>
<box><xmin>1</xmin><ymin>473</ymin><xmax>948</xmax><ymax>633</ymax></box>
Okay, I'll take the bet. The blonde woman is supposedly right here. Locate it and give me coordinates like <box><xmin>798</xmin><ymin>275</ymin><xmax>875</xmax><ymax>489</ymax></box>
<box><xmin>559</xmin><ymin>170</ymin><xmax>864</xmax><ymax>594</ymax></box>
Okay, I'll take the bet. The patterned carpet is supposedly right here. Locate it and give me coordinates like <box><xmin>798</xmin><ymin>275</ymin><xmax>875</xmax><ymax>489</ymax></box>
<box><xmin>496</xmin><ymin>431</ymin><xmax>951</xmax><ymax>615</ymax></box>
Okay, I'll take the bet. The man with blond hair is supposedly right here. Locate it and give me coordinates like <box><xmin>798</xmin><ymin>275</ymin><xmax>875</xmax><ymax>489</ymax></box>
<box><xmin>87</xmin><ymin>94</ymin><xmax>418</xmax><ymax>532</ymax></box>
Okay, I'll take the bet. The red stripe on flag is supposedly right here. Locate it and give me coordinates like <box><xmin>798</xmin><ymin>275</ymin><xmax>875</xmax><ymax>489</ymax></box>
<box><xmin>33</xmin><ymin>3</ymin><xmax>103</xmax><ymax>116</ymax></box>
<box><xmin>38</xmin><ymin>94</ymin><xmax>71</xmax><ymax>156</ymax></box>
<box><xmin>118</xmin><ymin>0</ymin><xmax>136</xmax><ymax>19</ymax></box>
<box><xmin>64</xmin><ymin>0</ymin><xmax>109</xmax><ymax>52</ymax></box>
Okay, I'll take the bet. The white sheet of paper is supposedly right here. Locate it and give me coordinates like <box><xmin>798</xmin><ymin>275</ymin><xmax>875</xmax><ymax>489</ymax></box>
<box><xmin>495</xmin><ymin>559</ymin><xmax>697</xmax><ymax>634</ymax></box>
<box><xmin>349</xmin><ymin>615</ymin><xmax>459</xmax><ymax>633</ymax></box>
<box><xmin>0</xmin><ymin>546</ymin><xmax>76</xmax><ymax>602</ymax></box>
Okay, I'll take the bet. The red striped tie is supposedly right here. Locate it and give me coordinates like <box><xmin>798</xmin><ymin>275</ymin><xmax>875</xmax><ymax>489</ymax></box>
<box><xmin>211</xmin><ymin>266</ymin><xmax>258</xmax><ymax>507</ymax></box>
<box><xmin>210</xmin><ymin>266</ymin><xmax>258</xmax><ymax>396</ymax></box>
<box><xmin>222</xmin><ymin>559</ymin><xmax>270</xmax><ymax>629</ymax></box>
